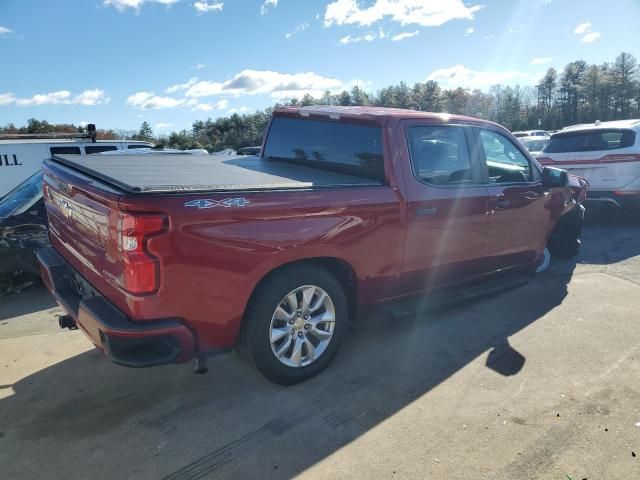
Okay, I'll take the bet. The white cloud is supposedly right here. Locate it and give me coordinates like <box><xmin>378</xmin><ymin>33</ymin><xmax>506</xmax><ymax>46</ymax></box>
<box><xmin>0</xmin><ymin>26</ymin><xmax>12</xmax><ymax>35</ymax></box>
<box><xmin>581</xmin><ymin>31</ymin><xmax>600</xmax><ymax>43</ymax></box>
<box><xmin>464</xmin><ymin>27</ymin><xmax>474</xmax><ymax>35</ymax></box>
<box><xmin>285</xmin><ymin>22</ymin><xmax>309</xmax><ymax>39</ymax></box>
<box><xmin>127</xmin><ymin>91</ymin><xmax>186</xmax><ymax>109</ymax></box>
<box><xmin>573</xmin><ymin>21</ymin><xmax>591</xmax><ymax>35</ymax></box>
<box><xmin>573</xmin><ymin>21</ymin><xmax>600</xmax><ymax>43</ymax></box>
<box><xmin>1</xmin><ymin>89</ymin><xmax>109</xmax><ymax>107</ymax></box>
<box><xmin>74</xmin><ymin>89</ymin><xmax>111</xmax><ymax>105</ymax></box>
<box><xmin>183</xmin><ymin>69</ymin><xmax>344</xmax><ymax>99</ymax></box>
<box><xmin>509</xmin><ymin>24</ymin><xmax>524</xmax><ymax>33</ymax></box>
<box><xmin>0</xmin><ymin>93</ymin><xmax>17</xmax><ymax>105</ymax></box>
<box><xmin>392</xmin><ymin>30</ymin><xmax>419</xmax><ymax>41</ymax></box>
<box><xmin>132</xmin><ymin>69</ymin><xmax>362</xmax><ymax>108</ymax></box>
<box><xmin>531</xmin><ymin>57</ymin><xmax>553</xmax><ymax>65</ymax></box>
<box><xmin>483</xmin><ymin>34</ymin><xmax>494</xmax><ymax>40</ymax></box>
<box><xmin>339</xmin><ymin>29</ymin><xmax>386</xmax><ymax>44</ymax></box>
<box><xmin>127</xmin><ymin>91</ymin><xmax>228</xmax><ymax>111</ymax></box>
<box><xmin>155</xmin><ymin>122</ymin><xmax>173</xmax><ymax>128</ymax></box>
<box><xmin>15</xmin><ymin>91</ymin><xmax>72</xmax><ymax>106</ymax></box>
<box><xmin>195</xmin><ymin>62</ymin><xmax>206</xmax><ymax>70</ymax></box>
<box><xmin>166</xmin><ymin>77</ymin><xmax>199</xmax><ymax>93</ymax></box>
<box><xmin>324</xmin><ymin>0</ymin><xmax>483</xmax><ymax>28</ymax></box>
<box><xmin>261</xmin><ymin>0</ymin><xmax>278</xmax><ymax>15</ymax></box>
<box><xmin>187</xmin><ymin>99</ymin><xmax>228</xmax><ymax>111</ymax></box>
<box><xmin>228</xmin><ymin>106</ymin><xmax>253</xmax><ymax>114</ymax></box>
<box><xmin>193</xmin><ymin>1</ymin><xmax>223</xmax><ymax>13</ymax></box>
<box><xmin>104</xmin><ymin>0</ymin><xmax>180</xmax><ymax>11</ymax></box>
<box><xmin>426</xmin><ymin>64</ymin><xmax>536</xmax><ymax>89</ymax></box>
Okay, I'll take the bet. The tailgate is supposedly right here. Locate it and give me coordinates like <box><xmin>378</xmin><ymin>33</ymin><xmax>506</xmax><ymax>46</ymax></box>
<box><xmin>42</xmin><ymin>159</ymin><xmax>124</xmax><ymax>288</ymax></box>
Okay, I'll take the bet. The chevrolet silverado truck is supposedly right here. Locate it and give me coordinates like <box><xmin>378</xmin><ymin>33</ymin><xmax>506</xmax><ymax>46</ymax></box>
<box><xmin>38</xmin><ymin>106</ymin><xmax>587</xmax><ymax>384</ymax></box>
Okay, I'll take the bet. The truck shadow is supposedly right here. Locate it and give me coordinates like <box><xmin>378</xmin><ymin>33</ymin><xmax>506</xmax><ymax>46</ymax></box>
<box><xmin>0</xmin><ymin>284</ymin><xmax>59</xmax><ymax>321</ymax></box>
<box><xmin>1</xmin><ymin>261</ymin><xmax>577</xmax><ymax>480</ymax></box>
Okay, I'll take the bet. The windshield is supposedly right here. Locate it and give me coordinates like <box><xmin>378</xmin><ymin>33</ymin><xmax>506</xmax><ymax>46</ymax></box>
<box><xmin>544</xmin><ymin>129</ymin><xmax>636</xmax><ymax>153</ymax></box>
<box><xmin>522</xmin><ymin>138</ymin><xmax>549</xmax><ymax>152</ymax></box>
<box><xmin>0</xmin><ymin>171</ymin><xmax>43</xmax><ymax>218</ymax></box>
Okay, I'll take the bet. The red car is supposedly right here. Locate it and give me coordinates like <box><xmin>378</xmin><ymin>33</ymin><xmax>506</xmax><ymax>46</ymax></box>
<box><xmin>38</xmin><ymin>106</ymin><xmax>587</xmax><ymax>384</ymax></box>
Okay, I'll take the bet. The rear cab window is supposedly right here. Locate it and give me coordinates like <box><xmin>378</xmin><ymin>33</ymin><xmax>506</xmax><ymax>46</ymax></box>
<box><xmin>406</xmin><ymin>125</ymin><xmax>476</xmax><ymax>186</ymax></box>
<box><xmin>544</xmin><ymin>129</ymin><xmax>636</xmax><ymax>153</ymax></box>
<box><xmin>263</xmin><ymin>116</ymin><xmax>385</xmax><ymax>182</ymax></box>
<box><xmin>478</xmin><ymin>129</ymin><xmax>537</xmax><ymax>184</ymax></box>
<box><xmin>128</xmin><ymin>144</ymin><xmax>151</xmax><ymax>150</ymax></box>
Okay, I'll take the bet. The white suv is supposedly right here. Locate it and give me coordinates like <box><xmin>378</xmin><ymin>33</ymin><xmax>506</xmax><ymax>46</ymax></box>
<box><xmin>536</xmin><ymin>119</ymin><xmax>640</xmax><ymax>209</ymax></box>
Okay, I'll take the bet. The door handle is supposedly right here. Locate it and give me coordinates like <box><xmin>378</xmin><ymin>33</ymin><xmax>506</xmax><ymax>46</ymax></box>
<box><xmin>494</xmin><ymin>198</ymin><xmax>510</xmax><ymax>209</ymax></box>
<box><xmin>416</xmin><ymin>207</ymin><xmax>437</xmax><ymax>217</ymax></box>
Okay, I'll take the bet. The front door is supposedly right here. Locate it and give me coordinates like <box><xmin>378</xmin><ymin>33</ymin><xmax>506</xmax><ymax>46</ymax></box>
<box><xmin>475</xmin><ymin>128</ymin><xmax>550</xmax><ymax>270</ymax></box>
<box><xmin>400</xmin><ymin>122</ymin><xmax>491</xmax><ymax>294</ymax></box>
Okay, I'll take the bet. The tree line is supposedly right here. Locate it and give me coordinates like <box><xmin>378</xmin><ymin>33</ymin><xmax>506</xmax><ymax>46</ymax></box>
<box><xmin>2</xmin><ymin>52</ymin><xmax>638</xmax><ymax>152</ymax></box>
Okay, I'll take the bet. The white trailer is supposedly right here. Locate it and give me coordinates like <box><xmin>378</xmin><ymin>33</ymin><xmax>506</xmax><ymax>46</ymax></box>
<box><xmin>0</xmin><ymin>131</ymin><xmax>152</xmax><ymax>198</ymax></box>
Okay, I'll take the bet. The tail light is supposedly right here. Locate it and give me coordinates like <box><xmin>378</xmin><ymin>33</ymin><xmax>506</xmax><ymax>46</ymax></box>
<box><xmin>119</xmin><ymin>213</ymin><xmax>167</xmax><ymax>294</ymax></box>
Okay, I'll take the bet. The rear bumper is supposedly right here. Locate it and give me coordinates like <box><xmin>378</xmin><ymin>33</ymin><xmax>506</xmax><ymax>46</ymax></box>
<box><xmin>37</xmin><ymin>246</ymin><xmax>196</xmax><ymax>368</ymax></box>
<box><xmin>585</xmin><ymin>190</ymin><xmax>640</xmax><ymax>209</ymax></box>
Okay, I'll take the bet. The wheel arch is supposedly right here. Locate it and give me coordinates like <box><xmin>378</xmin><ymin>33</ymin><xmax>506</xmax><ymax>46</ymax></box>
<box><xmin>239</xmin><ymin>256</ymin><xmax>359</xmax><ymax>341</ymax></box>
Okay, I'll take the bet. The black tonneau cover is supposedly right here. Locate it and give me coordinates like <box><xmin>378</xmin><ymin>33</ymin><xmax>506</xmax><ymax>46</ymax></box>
<box><xmin>51</xmin><ymin>154</ymin><xmax>382</xmax><ymax>194</ymax></box>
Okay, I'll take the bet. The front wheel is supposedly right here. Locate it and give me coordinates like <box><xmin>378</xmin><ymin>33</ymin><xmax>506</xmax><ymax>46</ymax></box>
<box><xmin>548</xmin><ymin>205</ymin><xmax>584</xmax><ymax>258</ymax></box>
<box><xmin>238</xmin><ymin>265</ymin><xmax>348</xmax><ymax>385</ymax></box>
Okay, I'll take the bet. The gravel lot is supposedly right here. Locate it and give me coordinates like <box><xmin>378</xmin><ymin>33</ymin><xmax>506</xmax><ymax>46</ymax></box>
<box><xmin>1</xmin><ymin>210</ymin><xmax>639</xmax><ymax>480</ymax></box>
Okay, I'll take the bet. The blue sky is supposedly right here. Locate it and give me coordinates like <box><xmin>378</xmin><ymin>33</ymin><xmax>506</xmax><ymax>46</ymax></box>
<box><xmin>1</xmin><ymin>0</ymin><xmax>638</xmax><ymax>133</ymax></box>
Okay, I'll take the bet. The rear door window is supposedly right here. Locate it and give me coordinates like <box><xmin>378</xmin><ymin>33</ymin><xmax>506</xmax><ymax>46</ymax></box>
<box><xmin>84</xmin><ymin>145</ymin><xmax>118</xmax><ymax>154</ymax></box>
<box><xmin>544</xmin><ymin>129</ymin><xmax>636</xmax><ymax>153</ymax></box>
<box><xmin>406</xmin><ymin>125</ymin><xmax>475</xmax><ymax>186</ymax></box>
<box><xmin>479</xmin><ymin>129</ymin><xmax>534</xmax><ymax>184</ymax></box>
<box><xmin>263</xmin><ymin>117</ymin><xmax>384</xmax><ymax>181</ymax></box>
<box><xmin>50</xmin><ymin>146</ymin><xmax>81</xmax><ymax>155</ymax></box>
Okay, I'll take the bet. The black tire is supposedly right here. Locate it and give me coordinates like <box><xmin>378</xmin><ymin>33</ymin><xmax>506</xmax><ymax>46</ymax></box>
<box><xmin>238</xmin><ymin>265</ymin><xmax>348</xmax><ymax>385</ymax></box>
<box><xmin>548</xmin><ymin>205</ymin><xmax>584</xmax><ymax>258</ymax></box>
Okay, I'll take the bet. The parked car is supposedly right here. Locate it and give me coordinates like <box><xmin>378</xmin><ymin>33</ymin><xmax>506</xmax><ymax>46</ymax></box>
<box><xmin>1</xmin><ymin>147</ymin><xmax>209</xmax><ymax>277</ymax></box>
<box><xmin>0</xmin><ymin>171</ymin><xmax>48</xmax><ymax>275</ymax></box>
<box><xmin>0</xmin><ymin>130</ymin><xmax>152</xmax><ymax>198</ymax></box>
<box><xmin>520</xmin><ymin>136</ymin><xmax>550</xmax><ymax>155</ymax></box>
<box><xmin>536</xmin><ymin>119</ymin><xmax>640</xmax><ymax>209</ymax></box>
<box><xmin>512</xmin><ymin>130</ymin><xmax>551</xmax><ymax>138</ymax></box>
<box><xmin>38</xmin><ymin>106</ymin><xmax>587</xmax><ymax>384</ymax></box>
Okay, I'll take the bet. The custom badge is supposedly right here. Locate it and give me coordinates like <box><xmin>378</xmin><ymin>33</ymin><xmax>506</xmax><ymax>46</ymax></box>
<box><xmin>184</xmin><ymin>198</ymin><xmax>250</xmax><ymax>209</ymax></box>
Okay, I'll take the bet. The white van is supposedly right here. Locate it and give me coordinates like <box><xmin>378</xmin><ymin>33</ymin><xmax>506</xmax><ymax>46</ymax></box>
<box><xmin>536</xmin><ymin>119</ymin><xmax>640</xmax><ymax>209</ymax></box>
<box><xmin>0</xmin><ymin>135</ymin><xmax>152</xmax><ymax>198</ymax></box>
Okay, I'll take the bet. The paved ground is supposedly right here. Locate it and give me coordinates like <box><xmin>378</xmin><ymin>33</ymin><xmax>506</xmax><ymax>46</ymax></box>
<box><xmin>1</xmin><ymin>210</ymin><xmax>639</xmax><ymax>480</ymax></box>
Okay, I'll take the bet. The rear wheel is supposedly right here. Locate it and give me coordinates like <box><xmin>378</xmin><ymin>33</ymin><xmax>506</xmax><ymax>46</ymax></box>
<box><xmin>238</xmin><ymin>265</ymin><xmax>348</xmax><ymax>385</ymax></box>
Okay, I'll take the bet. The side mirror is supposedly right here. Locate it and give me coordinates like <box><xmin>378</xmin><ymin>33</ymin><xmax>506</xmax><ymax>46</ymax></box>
<box><xmin>542</xmin><ymin>166</ymin><xmax>568</xmax><ymax>188</ymax></box>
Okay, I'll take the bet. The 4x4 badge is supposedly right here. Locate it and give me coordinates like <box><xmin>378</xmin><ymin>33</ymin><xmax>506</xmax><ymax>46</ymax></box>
<box><xmin>185</xmin><ymin>198</ymin><xmax>250</xmax><ymax>209</ymax></box>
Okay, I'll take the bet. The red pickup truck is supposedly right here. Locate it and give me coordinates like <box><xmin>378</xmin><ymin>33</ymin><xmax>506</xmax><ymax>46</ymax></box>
<box><xmin>38</xmin><ymin>106</ymin><xmax>587</xmax><ymax>384</ymax></box>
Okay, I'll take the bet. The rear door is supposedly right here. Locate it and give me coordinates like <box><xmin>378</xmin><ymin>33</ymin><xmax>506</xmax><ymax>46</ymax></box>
<box><xmin>474</xmin><ymin>127</ymin><xmax>548</xmax><ymax>269</ymax></box>
<box><xmin>399</xmin><ymin>121</ymin><xmax>491</xmax><ymax>294</ymax></box>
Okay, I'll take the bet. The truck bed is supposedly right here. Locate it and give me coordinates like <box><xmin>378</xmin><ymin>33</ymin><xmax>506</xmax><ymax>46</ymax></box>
<box><xmin>51</xmin><ymin>154</ymin><xmax>382</xmax><ymax>194</ymax></box>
